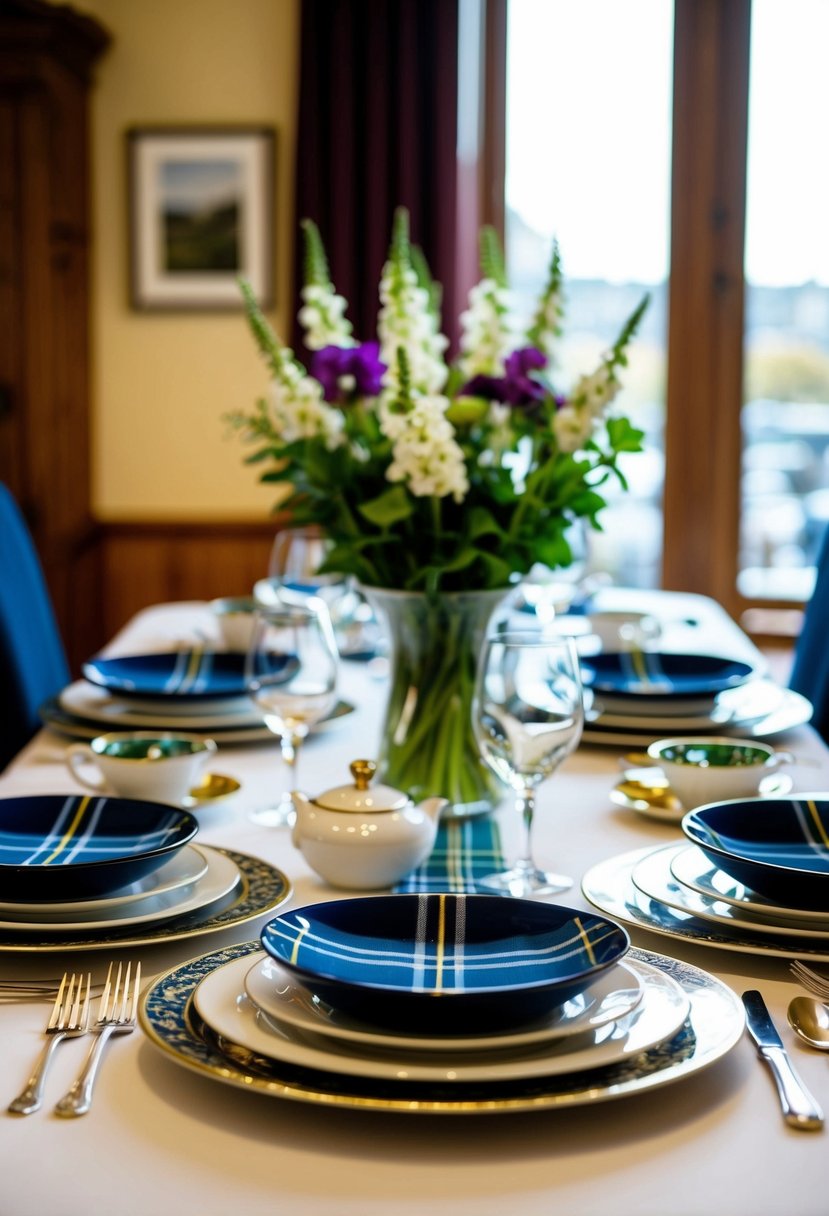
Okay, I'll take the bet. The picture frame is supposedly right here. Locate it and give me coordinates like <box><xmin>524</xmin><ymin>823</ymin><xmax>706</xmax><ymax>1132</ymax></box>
<box><xmin>127</xmin><ymin>126</ymin><xmax>275</xmax><ymax>311</ymax></box>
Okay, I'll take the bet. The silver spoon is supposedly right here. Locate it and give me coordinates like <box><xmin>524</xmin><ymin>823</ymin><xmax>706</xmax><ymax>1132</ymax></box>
<box><xmin>788</xmin><ymin>995</ymin><xmax>829</xmax><ymax>1051</ymax></box>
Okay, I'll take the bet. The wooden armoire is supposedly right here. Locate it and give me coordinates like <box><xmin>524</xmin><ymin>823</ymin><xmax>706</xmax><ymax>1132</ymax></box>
<box><xmin>0</xmin><ymin>0</ymin><xmax>109</xmax><ymax>670</ymax></box>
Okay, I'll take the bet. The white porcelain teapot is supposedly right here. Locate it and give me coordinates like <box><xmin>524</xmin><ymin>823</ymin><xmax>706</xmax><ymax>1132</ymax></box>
<box><xmin>291</xmin><ymin>760</ymin><xmax>448</xmax><ymax>890</ymax></box>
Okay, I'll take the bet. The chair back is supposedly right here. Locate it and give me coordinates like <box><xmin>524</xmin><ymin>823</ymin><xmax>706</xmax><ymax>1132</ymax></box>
<box><xmin>0</xmin><ymin>483</ymin><xmax>70</xmax><ymax>769</ymax></box>
<box><xmin>790</xmin><ymin>526</ymin><xmax>829</xmax><ymax>744</ymax></box>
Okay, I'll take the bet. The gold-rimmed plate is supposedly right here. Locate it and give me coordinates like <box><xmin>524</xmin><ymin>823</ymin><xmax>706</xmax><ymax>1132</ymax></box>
<box><xmin>139</xmin><ymin>941</ymin><xmax>744</xmax><ymax>1115</ymax></box>
<box><xmin>0</xmin><ymin>848</ymin><xmax>290</xmax><ymax>953</ymax></box>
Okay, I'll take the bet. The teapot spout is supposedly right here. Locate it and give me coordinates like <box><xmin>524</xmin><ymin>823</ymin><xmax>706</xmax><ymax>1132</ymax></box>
<box><xmin>419</xmin><ymin>796</ymin><xmax>449</xmax><ymax>824</ymax></box>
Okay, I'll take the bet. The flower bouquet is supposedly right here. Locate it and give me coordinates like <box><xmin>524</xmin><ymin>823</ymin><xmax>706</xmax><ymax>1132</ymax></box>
<box><xmin>230</xmin><ymin>208</ymin><xmax>648</xmax><ymax>814</ymax></box>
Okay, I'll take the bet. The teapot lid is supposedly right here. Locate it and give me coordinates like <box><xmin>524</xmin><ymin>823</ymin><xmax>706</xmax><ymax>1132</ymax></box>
<box><xmin>313</xmin><ymin>760</ymin><xmax>409</xmax><ymax>812</ymax></box>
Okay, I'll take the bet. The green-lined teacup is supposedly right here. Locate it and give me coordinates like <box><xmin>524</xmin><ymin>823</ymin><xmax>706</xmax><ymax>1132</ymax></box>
<box><xmin>646</xmin><ymin>736</ymin><xmax>794</xmax><ymax>810</ymax></box>
<box><xmin>66</xmin><ymin>731</ymin><xmax>216</xmax><ymax>805</ymax></box>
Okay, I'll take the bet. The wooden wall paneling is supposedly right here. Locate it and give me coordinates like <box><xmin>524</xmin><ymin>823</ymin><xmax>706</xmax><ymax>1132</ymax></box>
<box><xmin>99</xmin><ymin>521</ymin><xmax>280</xmax><ymax>642</ymax></box>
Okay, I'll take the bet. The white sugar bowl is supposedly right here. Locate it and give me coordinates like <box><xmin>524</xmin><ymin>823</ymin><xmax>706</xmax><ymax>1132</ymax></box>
<box><xmin>291</xmin><ymin>760</ymin><xmax>448</xmax><ymax>890</ymax></box>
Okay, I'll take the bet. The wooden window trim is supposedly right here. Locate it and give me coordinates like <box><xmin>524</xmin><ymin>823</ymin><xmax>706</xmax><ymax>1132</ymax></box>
<box><xmin>663</xmin><ymin>0</ymin><xmax>752</xmax><ymax>617</ymax></box>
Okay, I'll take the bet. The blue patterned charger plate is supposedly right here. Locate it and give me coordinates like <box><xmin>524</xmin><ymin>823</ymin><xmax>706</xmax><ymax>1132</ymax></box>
<box><xmin>139</xmin><ymin>940</ymin><xmax>744</xmax><ymax>1114</ymax></box>
<box><xmin>580</xmin><ymin>651</ymin><xmax>756</xmax><ymax>702</ymax></box>
<box><xmin>682</xmin><ymin>795</ymin><xmax>829</xmax><ymax>909</ymax></box>
<box><xmin>260</xmin><ymin>894</ymin><xmax>629</xmax><ymax>1034</ymax></box>
<box><xmin>82</xmin><ymin>649</ymin><xmax>296</xmax><ymax>702</ymax></box>
<box><xmin>0</xmin><ymin>794</ymin><xmax>197</xmax><ymax>900</ymax></box>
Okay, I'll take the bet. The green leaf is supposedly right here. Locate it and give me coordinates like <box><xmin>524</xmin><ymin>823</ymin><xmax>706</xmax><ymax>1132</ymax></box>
<box><xmin>479</xmin><ymin>226</ymin><xmax>507</xmax><ymax>288</ymax></box>
<box><xmin>467</xmin><ymin>506</ymin><xmax>505</xmax><ymax>541</ymax></box>
<box><xmin>606</xmin><ymin>416</ymin><xmax>645</xmax><ymax>452</ymax></box>
<box><xmin>300</xmin><ymin>218</ymin><xmax>331</xmax><ymax>288</ymax></box>
<box><xmin>358</xmin><ymin>485</ymin><xmax>414</xmax><ymax>527</ymax></box>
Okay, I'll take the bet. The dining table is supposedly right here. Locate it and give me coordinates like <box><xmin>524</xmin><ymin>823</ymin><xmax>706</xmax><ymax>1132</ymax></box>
<box><xmin>0</xmin><ymin>587</ymin><xmax>827</xmax><ymax>1216</ymax></box>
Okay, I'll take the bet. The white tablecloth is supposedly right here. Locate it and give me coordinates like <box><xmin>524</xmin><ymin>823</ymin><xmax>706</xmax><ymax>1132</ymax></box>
<box><xmin>0</xmin><ymin>594</ymin><xmax>826</xmax><ymax>1216</ymax></box>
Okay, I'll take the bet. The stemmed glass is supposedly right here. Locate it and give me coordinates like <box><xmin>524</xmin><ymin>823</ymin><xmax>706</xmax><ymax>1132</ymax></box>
<box><xmin>472</xmin><ymin>632</ymin><xmax>584</xmax><ymax>897</ymax></box>
<box><xmin>267</xmin><ymin>526</ymin><xmax>349</xmax><ymax>608</ymax></box>
<box><xmin>245</xmin><ymin>597</ymin><xmax>339</xmax><ymax>827</ymax></box>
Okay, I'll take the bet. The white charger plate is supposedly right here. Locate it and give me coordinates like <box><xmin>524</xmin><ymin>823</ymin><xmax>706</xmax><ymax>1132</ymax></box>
<box><xmin>632</xmin><ymin>843</ymin><xmax>829</xmax><ymax>939</ymax></box>
<box><xmin>244</xmin><ymin>953</ymin><xmax>644</xmax><ymax>1054</ymax></box>
<box><xmin>670</xmin><ymin>843</ymin><xmax>829</xmax><ymax>924</ymax></box>
<box><xmin>47</xmin><ymin>682</ymin><xmax>354</xmax><ymax>742</ymax></box>
<box><xmin>60</xmin><ymin>681</ymin><xmax>264</xmax><ymax>730</ymax></box>
<box><xmin>0</xmin><ymin>848</ymin><xmax>290</xmax><ymax>954</ymax></box>
<box><xmin>582</xmin><ymin>845</ymin><xmax>829</xmax><ymax>962</ymax></box>
<box><xmin>0</xmin><ymin>843</ymin><xmax>208</xmax><ymax>915</ymax></box>
<box><xmin>193</xmin><ymin>953</ymin><xmax>689</xmax><ymax>1085</ymax></box>
<box><xmin>583</xmin><ymin>685</ymin><xmax>812</xmax><ymax>747</ymax></box>
<box><xmin>0</xmin><ymin>845</ymin><xmax>239</xmax><ymax>932</ymax></box>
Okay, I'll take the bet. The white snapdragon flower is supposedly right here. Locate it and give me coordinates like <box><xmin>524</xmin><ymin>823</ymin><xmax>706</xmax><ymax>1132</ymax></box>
<box><xmin>382</xmin><ymin>394</ymin><xmax>469</xmax><ymax>503</ymax></box>
<box><xmin>298</xmin><ymin>284</ymin><xmax>354</xmax><ymax>351</ymax></box>
<box><xmin>268</xmin><ymin>375</ymin><xmax>343</xmax><ymax>449</ymax></box>
<box><xmin>457</xmin><ymin>278</ymin><xmax>515</xmax><ymax>380</ymax></box>
<box><xmin>552</xmin><ymin>404</ymin><xmax>594</xmax><ymax>454</ymax></box>
<box><xmin>570</xmin><ymin>364</ymin><xmax>621</xmax><ymax>418</ymax></box>
<box><xmin>532</xmin><ymin>290</ymin><xmax>563</xmax><ymax>361</ymax></box>
<box><xmin>377</xmin><ymin>265</ymin><xmax>448</xmax><ymax>396</ymax></box>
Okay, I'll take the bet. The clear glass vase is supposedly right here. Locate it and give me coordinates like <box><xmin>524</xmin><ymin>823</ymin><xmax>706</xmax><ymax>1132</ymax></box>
<box><xmin>361</xmin><ymin>586</ymin><xmax>510</xmax><ymax>819</ymax></box>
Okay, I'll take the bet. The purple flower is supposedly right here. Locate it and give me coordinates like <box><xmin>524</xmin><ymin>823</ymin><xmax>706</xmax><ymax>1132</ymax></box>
<box><xmin>460</xmin><ymin>345</ymin><xmax>548</xmax><ymax>408</ymax></box>
<box><xmin>311</xmin><ymin>342</ymin><xmax>386</xmax><ymax>402</ymax></box>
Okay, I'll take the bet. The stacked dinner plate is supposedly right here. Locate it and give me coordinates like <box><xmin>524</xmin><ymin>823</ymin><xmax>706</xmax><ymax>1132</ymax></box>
<box><xmin>138</xmin><ymin>894</ymin><xmax>746</xmax><ymax>1115</ymax></box>
<box><xmin>582</xmin><ymin>794</ymin><xmax>829</xmax><ymax>964</ymax></box>
<box><xmin>0</xmin><ymin>793</ymin><xmax>291</xmax><ymax>954</ymax></box>
<box><xmin>39</xmin><ymin>648</ymin><xmax>353</xmax><ymax>744</ymax></box>
<box><xmin>579</xmin><ymin>649</ymin><xmax>813</xmax><ymax>745</ymax></box>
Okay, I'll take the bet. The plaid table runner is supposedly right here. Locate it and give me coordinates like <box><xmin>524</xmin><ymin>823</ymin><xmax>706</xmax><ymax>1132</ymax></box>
<box><xmin>393</xmin><ymin>816</ymin><xmax>505</xmax><ymax>894</ymax></box>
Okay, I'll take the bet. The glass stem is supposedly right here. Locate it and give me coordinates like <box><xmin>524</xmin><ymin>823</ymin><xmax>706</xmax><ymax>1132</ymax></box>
<box><xmin>514</xmin><ymin>783</ymin><xmax>537</xmax><ymax>875</ymax></box>
<box><xmin>279</xmin><ymin>734</ymin><xmax>302</xmax><ymax>793</ymax></box>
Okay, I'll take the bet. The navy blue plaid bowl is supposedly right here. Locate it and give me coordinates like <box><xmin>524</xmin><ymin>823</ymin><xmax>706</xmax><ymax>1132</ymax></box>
<box><xmin>682</xmin><ymin>795</ymin><xmax>829</xmax><ymax>909</ymax></box>
<box><xmin>0</xmin><ymin>794</ymin><xmax>198</xmax><ymax>900</ymax></box>
<box><xmin>260</xmin><ymin>894</ymin><xmax>630</xmax><ymax>1034</ymax></box>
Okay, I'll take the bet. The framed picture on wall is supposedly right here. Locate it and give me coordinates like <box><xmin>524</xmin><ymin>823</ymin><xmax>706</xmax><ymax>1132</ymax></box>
<box><xmin>127</xmin><ymin>126</ymin><xmax>275</xmax><ymax>310</ymax></box>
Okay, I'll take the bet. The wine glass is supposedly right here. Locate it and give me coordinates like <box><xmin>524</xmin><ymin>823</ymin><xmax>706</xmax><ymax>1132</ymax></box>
<box><xmin>472</xmin><ymin>632</ymin><xmax>584</xmax><ymax>897</ymax></box>
<box><xmin>245</xmin><ymin>597</ymin><xmax>339</xmax><ymax>827</ymax></box>
<box><xmin>268</xmin><ymin>526</ymin><xmax>349</xmax><ymax>607</ymax></box>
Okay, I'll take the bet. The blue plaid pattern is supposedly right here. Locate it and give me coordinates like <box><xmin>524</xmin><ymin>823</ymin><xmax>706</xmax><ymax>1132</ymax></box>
<box><xmin>260</xmin><ymin>894</ymin><xmax>629</xmax><ymax>995</ymax></box>
<box><xmin>393</xmin><ymin>818</ymin><xmax>506</xmax><ymax>894</ymax></box>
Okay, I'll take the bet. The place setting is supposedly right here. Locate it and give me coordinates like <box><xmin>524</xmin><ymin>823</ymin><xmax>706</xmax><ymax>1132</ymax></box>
<box><xmin>138</xmin><ymin>891</ymin><xmax>745</xmax><ymax>1115</ymax></box>
<box><xmin>583</xmin><ymin>789</ymin><xmax>829</xmax><ymax>963</ymax></box>
<box><xmin>38</xmin><ymin>598</ymin><xmax>356</xmax><ymax>747</ymax></box>
<box><xmin>579</xmin><ymin>646</ymin><xmax>812</xmax><ymax>746</ymax></box>
<box><xmin>0</xmin><ymin>790</ymin><xmax>291</xmax><ymax>954</ymax></box>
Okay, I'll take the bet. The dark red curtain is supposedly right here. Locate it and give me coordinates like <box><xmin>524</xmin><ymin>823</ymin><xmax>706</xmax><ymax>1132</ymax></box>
<box><xmin>292</xmin><ymin>0</ymin><xmax>461</xmax><ymax>355</ymax></box>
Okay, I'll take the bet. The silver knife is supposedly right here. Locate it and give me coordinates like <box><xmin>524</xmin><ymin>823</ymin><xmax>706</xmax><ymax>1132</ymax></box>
<box><xmin>742</xmin><ymin>990</ymin><xmax>824</xmax><ymax>1131</ymax></box>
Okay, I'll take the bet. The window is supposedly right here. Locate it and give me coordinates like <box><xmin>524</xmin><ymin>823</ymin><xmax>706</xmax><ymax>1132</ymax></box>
<box><xmin>499</xmin><ymin>0</ymin><xmax>818</xmax><ymax>633</ymax></box>
<box><xmin>505</xmin><ymin>0</ymin><xmax>673</xmax><ymax>589</ymax></box>
<box><xmin>739</xmin><ymin>0</ymin><xmax>829</xmax><ymax>605</ymax></box>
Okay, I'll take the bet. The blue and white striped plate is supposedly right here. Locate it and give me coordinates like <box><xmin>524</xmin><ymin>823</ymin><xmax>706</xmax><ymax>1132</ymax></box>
<box><xmin>260</xmin><ymin>895</ymin><xmax>629</xmax><ymax>1034</ymax></box>
<box><xmin>0</xmin><ymin>794</ymin><xmax>197</xmax><ymax>900</ymax></box>
<box><xmin>580</xmin><ymin>651</ymin><xmax>756</xmax><ymax>703</ymax></box>
<box><xmin>682</xmin><ymin>795</ymin><xmax>829</xmax><ymax>909</ymax></box>
<box><xmin>82</xmin><ymin>649</ymin><xmax>296</xmax><ymax>702</ymax></box>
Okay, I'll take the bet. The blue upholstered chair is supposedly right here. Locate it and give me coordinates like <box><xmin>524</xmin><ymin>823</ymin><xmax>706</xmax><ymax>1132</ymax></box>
<box><xmin>790</xmin><ymin>526</ymin><xmax>829</xmax><ymax>745</ymax></box>
<box><xmin>0</xmin><ymin>483</ymin><xmax>70</xmax><ymax>770</ymax></box>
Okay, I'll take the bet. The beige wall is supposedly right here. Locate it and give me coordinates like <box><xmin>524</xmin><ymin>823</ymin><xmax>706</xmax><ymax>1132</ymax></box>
<box><xmin>77</xmin><ymin>0</ymin><xmax>299</xmax><ymax>520</ymax></box>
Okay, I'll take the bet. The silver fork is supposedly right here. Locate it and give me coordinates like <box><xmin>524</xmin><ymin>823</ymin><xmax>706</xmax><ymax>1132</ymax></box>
<box><xmin>7</xmin><ymin>973</ymin><xmax>91</xmax><ymax>1115</ymax></box>
<box><xmin>790</xmin><ymin>961</ymin><xmax>829</xmax><ymax>1000</ymax></box>
<box><xmin>54</xmin><ymin>961</ymin><xmax>141</xmax><ymax>1118</ymax></box>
